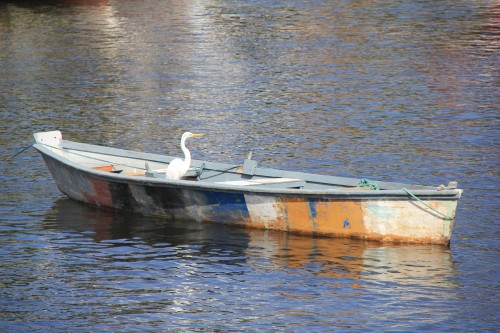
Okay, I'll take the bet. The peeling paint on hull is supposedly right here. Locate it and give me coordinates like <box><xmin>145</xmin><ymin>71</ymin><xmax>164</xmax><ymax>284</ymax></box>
<box><xmin>40</xmin><ymin>154</ymin><xmax>458</xmax><ymax>245</ymax></box>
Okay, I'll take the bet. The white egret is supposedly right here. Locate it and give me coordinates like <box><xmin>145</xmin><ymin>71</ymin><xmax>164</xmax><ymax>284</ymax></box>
<box><xmin>166</xmin><ymin>132</ymin><xmax>204</xmax><ymax>180</ymax></box>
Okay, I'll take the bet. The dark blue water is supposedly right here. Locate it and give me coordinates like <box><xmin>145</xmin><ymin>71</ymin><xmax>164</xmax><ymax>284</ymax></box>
<box><xmin>1</xmin><ymin>1</ymin><xmax>499</xmax><ymax>332</ymax></box>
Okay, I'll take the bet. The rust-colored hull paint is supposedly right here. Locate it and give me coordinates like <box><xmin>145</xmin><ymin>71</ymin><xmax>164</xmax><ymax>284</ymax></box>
<box><xmin>241</xmin><ymin>197</ymin><xmax>455</xmax><ymax>244</ymax></box>
<box><xmin>312</xmin><ymin>200</ymin><xmax>366</xmax><ymax>237</ymax></box>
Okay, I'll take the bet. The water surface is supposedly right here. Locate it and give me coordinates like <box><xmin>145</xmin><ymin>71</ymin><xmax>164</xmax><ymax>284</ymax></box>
<box><xmin>1</xmin><ymin>0</ymin><xmax>499</xmax><ymax>332</ymax></box>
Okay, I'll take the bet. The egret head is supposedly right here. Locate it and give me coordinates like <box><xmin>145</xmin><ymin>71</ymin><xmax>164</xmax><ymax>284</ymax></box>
<box><xmin>182</xmin><ymin>132</ymin><xmax>204</xmax><ymax>140</ymax></box>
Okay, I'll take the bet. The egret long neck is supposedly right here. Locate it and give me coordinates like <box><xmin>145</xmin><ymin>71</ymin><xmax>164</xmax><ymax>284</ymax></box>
<box><xmin>181</xmin><ymin>137</ymin><xmax>191</xmax><ymax>165</ymax></box>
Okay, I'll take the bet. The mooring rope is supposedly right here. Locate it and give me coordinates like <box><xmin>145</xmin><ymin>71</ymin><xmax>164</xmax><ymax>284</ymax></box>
<box><xmin>7</xmin><ymin>143</ymin><xmax>34</xmax><ymax>160</ymax></box>
<box><xmin>402</xmin><ymin>187</ymin><xmax>453</xmax><ymax>220</ymax></box>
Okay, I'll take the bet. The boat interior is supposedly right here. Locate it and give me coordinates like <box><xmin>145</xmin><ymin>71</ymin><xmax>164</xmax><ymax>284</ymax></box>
<box><xmin>33</xmin><ymin>130</ymin><xmax>452</xmax><ymax>192</ymax></box>
<box><xmin>43</xmin><ymin>138</ymin><xmax>442</xmax><ymax>192</ymax></box>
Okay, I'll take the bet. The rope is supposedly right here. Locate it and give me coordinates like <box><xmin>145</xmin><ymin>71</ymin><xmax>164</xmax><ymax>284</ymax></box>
<box><xmin>7</xmin><ymin>144</ymin><xmax>34</xmax><ymax>160</ymax></box>
<box><xmin>198</xmin><ymin>165</ymin><xmax>240</xmax><ymax>180</ymax></box>
<box><xmin>358</xmin><ymin>178</ymin><xmax>379</xmax><ymax>190</ymax></box>
<box><xmin>402</xmin><ymin>188</ymin><xmax>453</xmax><ymax>220</ymax></box>
<box><xmin>194</xmin><ymin>163</ymin><xmax>206</xmax><ymax>177</ymax></box>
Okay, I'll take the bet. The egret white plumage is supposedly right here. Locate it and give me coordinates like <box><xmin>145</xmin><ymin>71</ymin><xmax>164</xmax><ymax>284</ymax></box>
<box><xmin>166</xmin><ymin>132</ymin><xmax>204</xmax><ymax>180</ymax></box>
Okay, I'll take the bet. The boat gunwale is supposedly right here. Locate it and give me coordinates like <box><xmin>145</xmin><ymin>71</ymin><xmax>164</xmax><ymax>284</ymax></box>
<box><xmin>33</xmin><ymin>139</ymin><xmax>462</xmax><ymax>200</ymax></box>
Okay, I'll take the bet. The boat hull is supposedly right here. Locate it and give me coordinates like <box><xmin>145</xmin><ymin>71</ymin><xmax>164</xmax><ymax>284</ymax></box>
<box><xmin>39</xmin><ymin>152</ymin><xmax>457</xmax><ymax>245</ymax></box>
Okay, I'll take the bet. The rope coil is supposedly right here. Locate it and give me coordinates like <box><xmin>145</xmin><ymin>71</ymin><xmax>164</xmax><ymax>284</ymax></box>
<box><xmin>358</xmin><ymin>178</ymin><xmax>379</xmax><ymax>190</ymax></box>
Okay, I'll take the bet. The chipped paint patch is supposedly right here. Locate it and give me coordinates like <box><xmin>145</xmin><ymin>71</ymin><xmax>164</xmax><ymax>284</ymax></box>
<box><xmin>361</xmin><ymin>200</ymin><xmax>455</xmax><ymax>243</ymax></box>
<box><xmin>244</xmin><ymin>194</ymin><xmax>287</xmax><ymax>230</ymax></box>
<box><xmin>308</xmin><ymin>200</ymin><xmax>320</xmax><ymax>219</ymax></box>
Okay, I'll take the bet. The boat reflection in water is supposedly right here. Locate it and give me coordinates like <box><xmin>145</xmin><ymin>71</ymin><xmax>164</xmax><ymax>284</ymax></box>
<box><xmin>43</xmin><ymin>198</ymin><xmax>456</xmax><ymax>290</ymax></box>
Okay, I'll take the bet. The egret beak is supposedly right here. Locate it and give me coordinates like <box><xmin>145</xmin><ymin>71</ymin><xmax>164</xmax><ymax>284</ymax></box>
<box><xmin>192</xmin><ymin>133</ymin><xmax>204</xmax><ymax>137</ymax></box>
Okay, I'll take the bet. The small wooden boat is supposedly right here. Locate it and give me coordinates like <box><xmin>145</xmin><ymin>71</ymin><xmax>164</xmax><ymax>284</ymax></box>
<box><xmin>33</xmin><ymin>130</ymin><xmax>463</xmax><ymax>245</ymax></box>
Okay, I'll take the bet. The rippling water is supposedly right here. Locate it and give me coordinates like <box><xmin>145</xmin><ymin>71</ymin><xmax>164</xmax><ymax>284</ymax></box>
<box><xmin>1</xmin><ymin>0</ymin><xmax>499</xmax><ymax>332</ymax></box>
